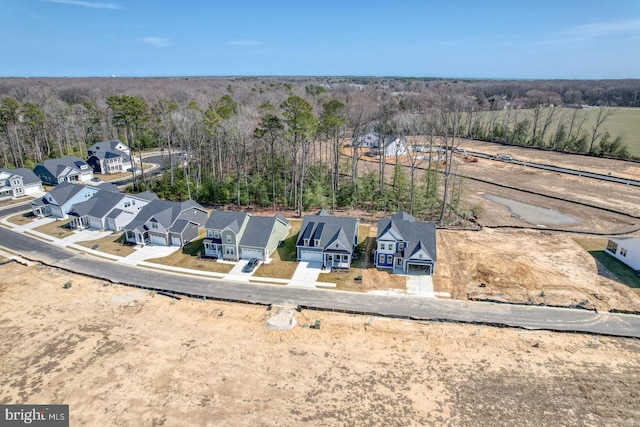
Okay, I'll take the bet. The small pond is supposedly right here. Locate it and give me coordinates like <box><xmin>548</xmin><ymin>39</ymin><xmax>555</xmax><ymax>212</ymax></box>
<box><xmin>484</xmin><ymin>194</ymin><xmax>580</xmax><ymax>226</ymax></box>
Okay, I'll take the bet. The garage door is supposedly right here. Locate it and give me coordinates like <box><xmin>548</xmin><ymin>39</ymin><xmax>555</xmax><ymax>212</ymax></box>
<box><xmin>171</xmin><ymin>236</ymin><xmax>182</xmax><ymax>246</ymax></box>
<box><xmin>241</xmin><ymin>248</ymin><xmax>263</xmax><ymax>260</ymax></box>
<box><xmin>150</xmin><ymin>234</ymin><xmax>166</xmax><ymax>245</ymax></box>
<box><xmin>89</xmin><ymin>218</ymin><xmax>102</xmax><ymax>229</ymax></box>
<box><xmin>407</xmin><ymin>263</ymin><xmax>432</xmax><ymax>275</ymax></box>
<box><xmin>300</xmin><ymin>250</ymin><xmax>323</xmax><ymax>262</ymax></box>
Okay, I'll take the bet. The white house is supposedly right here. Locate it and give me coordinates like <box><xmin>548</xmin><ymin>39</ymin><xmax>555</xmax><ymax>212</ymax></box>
<box><xmin>606</xmin><ymin>237</ymin><xmax>640</xmax><ymax>272</ymax></box>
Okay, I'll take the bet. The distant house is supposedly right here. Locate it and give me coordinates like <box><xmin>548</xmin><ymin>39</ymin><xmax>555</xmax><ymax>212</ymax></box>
<box><xmin>203</xmin><ymin>211</ymin><xmax>290</xmax><ymax>261</ymax></box>
<box><xmin>0</xmin><ymin>168</ymin><xmax>43</xmax><ymax>200</ymax></box>
<box><xmin>122</xmin><ymin>199</ymin><xmax>207</xmax><ymax>246</ymax></box>
<box><xmin>30</xmin><ymin>182</ymin><xmax>101</xmax><ymax>218</ymax></box>
<box><xmin>68</xmin><ymin>190</ymin><xmax>158</xmax><ymax>231</ymax></box>
<box><xmin>296</xmin><ymin>209</ymin><xmax>360</xmax><ymax>269</ymax></box>
<box><xmin>375</xmin><ymin>212</ymin><xmax>437</xmax><ymax>275</ymax></box>
<box><xmin>606</xmin><ymin>237</ymin><xmax>640</xmax><ymax>273</ymax></box>
<box><xmin>86</xmin><ymin>140</ymin><xmax>132</xmax><ymax>174</ymax></box>
<box><xmin>33</xmin><ymin>156</ymin><xmax>93</xmax><ymax>185</ymax></box>
<box><xmin>351</xmin><ymin>132</ymin><xmax>408</xmax><ymax>157</ymax></box>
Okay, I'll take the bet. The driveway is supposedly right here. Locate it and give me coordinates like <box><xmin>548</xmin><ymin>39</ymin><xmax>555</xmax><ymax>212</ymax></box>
<box><xmin>406</xmin><ymin>274</ymin><xmax>435</xmax><ymax>297</ymax></box>
<box><xmin>64</xmin><ymin>228</ymin><xmax>114</xmax><ymax>244</ymax></box>
<box><xmin>123</xmin><ymin>244</ymin><xmax>180</xmax><ymax>262</ymax></box>
<box><xmin>225</xmin><ymin>259</ymin><xmax>259</xmax><ymax>281</ymax></box>
<box><xmin>289</xmin><ymin>261</ymin><xmax>323</xmax><ymax>288</ymax></box>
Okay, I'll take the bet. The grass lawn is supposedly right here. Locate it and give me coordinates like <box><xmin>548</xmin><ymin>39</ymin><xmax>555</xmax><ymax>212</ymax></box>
<box><xmin>7</xmin><ymin>212</ymin><xmax>35</xmax><ymax>226</ymax></box>
<box><xmin>145</xmin><ymin>237</ymin><xmax>233</xmax><ymax>274</ymax></box>
<box><xmin>34</xmin><ymin>219</ymin><xmax>74</xmax><ymax>239</ymax></box>
<box><xmin>574</xmin><ymin>237</ymin><xmax>640</xmax><ymax>296</ymax></box>
<box><xmin>0</xmin><ymin>197</ymin><xmax>34</xmax><ymax>208</ymax></box>
<box><xmin>76</xmin><ymin>232</ymin><xmax>137</xmax><ymax>257</ymax></box>
<box><xmin>255</xmin><ymin>220</ymin><xmax>301</xmax><ymax>279</ymax></box>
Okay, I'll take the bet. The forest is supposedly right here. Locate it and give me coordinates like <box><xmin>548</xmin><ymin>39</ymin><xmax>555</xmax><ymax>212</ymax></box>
<box><xmin>1</xmin><ymin>77</ymin><xmax>639</xmax><ymax>223</ymax></box>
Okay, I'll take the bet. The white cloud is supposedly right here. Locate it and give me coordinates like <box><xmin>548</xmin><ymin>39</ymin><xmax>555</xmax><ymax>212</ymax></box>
<box><xmin>44</xmin><ymin>0</ymin><xmax>122</xmax><ymax>9</ymax></box>
<box><xmin>569</xmin><ymin>18</ymin><xmax>640</xmax><ymax>38</ymax></box>
<box><xmin>143</xmin><ymin>37</ymin><xmax>171</xmax><ymax>48</ymax></box>
<box><xmin>228</xmin><ymin>40</ymin><xmax>264</xmax><ymax>46</ymax></box>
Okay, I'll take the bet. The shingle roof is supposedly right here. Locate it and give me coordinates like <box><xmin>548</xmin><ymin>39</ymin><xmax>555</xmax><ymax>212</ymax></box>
<box><xmin>239</xmin><ymin>216</ymin><xmax>277</xmax><ymax>248</ymax></box>
<box><xmin>204</xmin><ymin>211</ymin><xmax>249</xmax><ymax>233</ymax></box>
<box><xmin>297</xmin><ymin>211</ymin><xmax>358</xmax><ymax>252</ymax></box>
<box><xmin>377</xmin><ymin>212</ymin><xmax>437</xmax><ymax>261</ymax></box>
<box><xmin>68</xmin><ymin>191</ymin><xmax>125</xmax><ymax>218</ymax></box>
<box><xmin>39</xmin><ymin>182</ymin><xmax>90</xmax><ymax>206</ymax></box>
<box><xmin>124</xmin><ymin>199</ymin><xmax>205</xmax><ymax>233</ymax></box>
<box><xmin>0</xmin><ymin>168</ymin><xmax>41</xmax><ymax>185</ymax></box>
<box><xmin>37</xmin><ymin>156</ymin><xmax>90</xmax><ymax>177</ymax></box>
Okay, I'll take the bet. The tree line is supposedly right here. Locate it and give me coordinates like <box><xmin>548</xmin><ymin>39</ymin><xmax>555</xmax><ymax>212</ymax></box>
<box><xmin>1</xmin><ymin>77</ymin><xmax>638</xmax><ymax>223</ymax></box>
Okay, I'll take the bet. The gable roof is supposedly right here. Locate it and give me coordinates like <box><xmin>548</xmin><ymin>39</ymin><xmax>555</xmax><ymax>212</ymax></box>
<box><xmin>36</xmin><ymin>156</ymin><xmax>90</xmax><ymax>177</ymax></box>
<box><xmin>239</xmin><ymin>215</ymin><xmax>289</xmax><ymax>248</ymax></box>
<box><xmin>0</xmin><ymin>168</ymin><xmax>42</xmax><ymax>185</ymax></box>
<box><xmin>377</xmin><ymin>211</ymin><xmax>437</xmax><ymax>261</ymax></box>
<box><xmin>88</xmin><ymin>139</ymin><xmax>130</xmax><ymax>153</ymax></box>
<box><xmin>297</xmin><ymin>211</ymin><xmax>358</xmax><ymax>252</ymax></box>
<box><xmin>38</xmin><ymin>182</ymin><xmax>93</xmax><ymax>206</ymax></box>
<box><xmin>204</xmin><ymin>211</ymin><xmax>249</xmax><ymax>234</ymax></box>
<box><xmin>124</xmin><ymin>199</ymin><xmax>206</xmax><ymax>233</ymax></box>
<box><xmin>68</xmin><ymin>190</ymin><xmax>126</xmax><ymax>218</ymax></box>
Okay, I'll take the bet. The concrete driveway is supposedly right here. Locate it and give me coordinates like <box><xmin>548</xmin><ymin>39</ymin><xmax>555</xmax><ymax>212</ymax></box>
<box><xmin>124</xmin><ymin>244</ymin><xmax>181</xmax><ymax>262</ymax></box>
<box><xmin>289</xmin><ymin>261</ymin><xmax>323</xmax><ymax>288</ymax></box>
<box><xmin>406</xmin><ymin>274</ymin><xmax>435</xmax><ymax>297</ymax></box>
<box><xmin>64</xmin><ymin>228</ymin><xmax>114</xmax><ymax>244</ymax></box>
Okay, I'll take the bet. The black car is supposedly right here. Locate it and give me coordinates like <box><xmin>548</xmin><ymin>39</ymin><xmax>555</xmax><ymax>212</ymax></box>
<box><xmin>242</xmin><ymin>258</ymin><xmax>259</xmax><ymax>273</ymax></box>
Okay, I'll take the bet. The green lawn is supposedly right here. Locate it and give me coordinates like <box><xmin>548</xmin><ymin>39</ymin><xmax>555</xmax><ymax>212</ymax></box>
<box><xmin>574</xmin><ymin>237</ymin><xmax>640</xmax><ymax>296</ymax></box>
<box><xmin>478</xmin><ymin>107</ymin><xmax>640</xmax><ymax>157</ymax></box>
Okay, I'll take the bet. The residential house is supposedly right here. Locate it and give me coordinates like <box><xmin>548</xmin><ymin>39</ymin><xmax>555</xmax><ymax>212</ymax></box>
<box><xmin>30</xmin><ymin>182</ymin><xmax>101</xmax><ymax>218</ymax></box>
<box><xmin>203</xmin><ymin>211</ymin><xmax>290</xmax><ymax>261</ymax></box>
<box><xmin>68</xmin><ymin>190</ymin><xmax>158</xmax><ymax>231</ymax></box>
<box><xmin>351</xmin><ymin>132</ymin><xmax>408</xmax><ymax>157</ymax></box>
<box><xmin>606</xmin><ymin>236</ymin><xmax>640</xmax><ymax>273</ymax></box>
<box><xmin>123</xmin><ymin>199</ymin><xmax>207</xmax><ymax>246</ymax></box>
<box><xmin>33</xmin><ymin>156</ymin><xmax>93</xmax><ymax>185</ymax></box>
<box><xmin>375</xmin><ymin>212</ymin><xmax>437</xmax><ymax>275</ymax></box>
<box><xmin>86</xmin><ymin>140</ymin><xmax>132</xmax><ymax>174</ymax></box>
<box><xmin>0</xmin><ymin>168</ymin><xmax>43</xmax><ymax>200</ymax></box>
<box><xmin>296</xmin><ymin>209</ymin><xmax>360</xmax><ymax>269</ymax></box>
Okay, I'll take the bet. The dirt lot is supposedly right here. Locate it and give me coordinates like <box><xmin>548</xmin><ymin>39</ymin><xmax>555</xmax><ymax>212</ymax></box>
<box><xmin>1</xmin><ymin>262</ymin><xmax>639</xmax><ymax>426</ymax></box>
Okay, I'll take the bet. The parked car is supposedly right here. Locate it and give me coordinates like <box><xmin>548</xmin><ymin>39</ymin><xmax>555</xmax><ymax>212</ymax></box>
<box><xmin>127</xmin><ymin>166</ymin><xmax>140</xmax><ymax>172</ymax></box>
<box><xmin>242</xmin><ymin>258</ymin><xmax>259</xmax><ymax>273</ymax></box>
<box><xmin>91</xmin><ymin>177</ymin><xmax>101</xmax><ymax>182</ymax></box>
<box><xmin>498</xmin><ymin>155</ymin><xmax>513</xmax><ymax>161</ymax></box>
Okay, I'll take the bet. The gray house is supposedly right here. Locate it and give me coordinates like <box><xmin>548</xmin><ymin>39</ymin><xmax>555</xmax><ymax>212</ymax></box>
<box><xmin>123</xmin><ymin>199</ymin><xmax>207</xmax><ymax>246</ymax></box>
<box><xmin>86</xmin><ymin>140</ymin><xmax>132</xmax><ymax>174</ymax></box>
<box><xmin>375</xmin><ymin>211</ymin><xmax>436</xmax><ymax>275</ymax></box>
<box><xmin>296</xmin><ymin>209</ymin><xmax>360</xmax><ymax>269</ymax></box>
<box><xmin>203</xmin><ymin>211</ymin><xmax>290</xmax><ymax>261</ymax></box>
<box><xmin>68</xmin><ymin>190</ymin><xmax>158</xmax><ymax>231</ymax></box>
<box><xmin>33</xmin><ymin>156</ymin><xmax>94</xmax><ymax>185</ymax></box>
<box><xmin>0</xmin><ymin>168</ymin><xmax>43</xmax><ymax>200</ymax></box>
<box><xmin>30</xmin><ymin>182</ymin><xmax>101</xmax><ymax>218</ymax></box>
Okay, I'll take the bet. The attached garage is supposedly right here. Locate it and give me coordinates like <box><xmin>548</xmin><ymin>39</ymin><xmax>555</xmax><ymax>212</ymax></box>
<box><xmin>171</xmin><ymin>235</ymin><xmax>182</xmax><ymax>246</ymax></box>
<box><xmin>241</xmin><ymin>248</ymin><xmax>263</xmax><ymax>260</ymax></box>
<box><xmin>406</xmin><ymin>262</ymin><xmax>433</xmax><ymax>275</ymax></box>
<box><xmin>300</xmin><ymin>250</ymin><xmax>323</xmax><ymax>263</ymax></box>
<box><xmin>89</xmin><ymin>218</ymin><xmax>102</xmax><ymax>229</ymax></box>
<box><xmin>150</xmin><ymin>233</ymin><xmax>166</xmax><ymax>245</ymax></box>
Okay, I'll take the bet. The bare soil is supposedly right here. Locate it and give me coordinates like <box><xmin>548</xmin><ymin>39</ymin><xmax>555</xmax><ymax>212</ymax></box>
<box><xmin>1</xmin><ymin>262</ymin><xmax>639</xmax><ymax>426</ymax></box>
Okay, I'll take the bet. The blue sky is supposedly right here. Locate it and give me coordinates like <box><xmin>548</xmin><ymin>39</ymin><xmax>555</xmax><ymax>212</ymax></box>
<box><xmin>2</xmin><ymin>0</ymin><xmax>640</xmax><ymax>79</ymax></box>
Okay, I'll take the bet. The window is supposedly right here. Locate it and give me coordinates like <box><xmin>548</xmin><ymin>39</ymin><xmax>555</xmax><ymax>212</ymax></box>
<box><xmin>304</xmin><ymin>239</ymin><xmax>309</xmax><ymax>246</ymax></box>
<box><xmin>151</xmin><ymin>222</ymin><xmax>158</xmax><ymax>229</ymax></box>
<box><xmin>387</xmin><ymin>255</ymin><xmax>392</xmax><ymax>264</ymax></box>
<box><xmin>314</xmin><ymin>239</ymin><xmax>319</xmax><ymax>246</ymax></box>
<box><xmin>379</xmin><ymin>254</ymin><xmax>385</xmax><ymax>264</ymax></box>
<box><xmin>124</xmin><ymin>201</ymin><xmax>131</xmax><ymax>208</ymax></box>
<box><xmin>225</xmin><ymin>247</ymin><xmax>234</xmax><ymax>255</ymax></box>
<box><xmin>328</xmin><ymin>255</ymin><xmax>333</xmax><ymax>261</ymax></box>
<box><xmin>606</xmin><ymin>240</ymin><xmax>618</xmax><ymax>254</ymax></box>
<box><xmin>226</xmin><ymin>235</ymin><xmax>232</xmax><ymax>244</ymax></box>
<box><xmin>213</xmin><ymin>231</ymin><xmax>220</xmax><ymax>238</ymax></box>
<box><xmin>621</xmin><ymin>248</ymin><xmax>627</xmax><ymax>257</ymax></box>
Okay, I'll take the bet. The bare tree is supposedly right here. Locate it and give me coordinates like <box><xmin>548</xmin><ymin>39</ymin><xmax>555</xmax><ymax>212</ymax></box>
<box><xmin>589</xmin><ymin>107</ymin><xmax>617</xmax><ymax>154</ymax></box>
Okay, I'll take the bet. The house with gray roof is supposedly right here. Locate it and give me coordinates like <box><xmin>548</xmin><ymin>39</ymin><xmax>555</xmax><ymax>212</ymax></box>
<box><xmin>30</xmin><ymin>182</ymin><xmax>100</xmax><ymax>218</ymax></box>
<box><xmin>68</xmin><ymin>189</ymin><xmax>158</xmax><ymax>231</ymax></box>
<box><xmin>0</xmin><ymin>168</ymin><xmax>43</xmax><ymax>200</ymax></box>
<box><xmin>351</xmin><ymin>132</ymin><xmax>407</xmax><ymax>157</ymax></box>
<box><xmin>296</xmin><ymin>209</ymin><xmax>360</xmax><ymax>269</ymax></box>
<box><xmin>203</xmin><ymin>211</ymin><xmax>290</xmax><ymax>261</ymax></box>
<box><xmin>33</xmin><ymin>156</ymin><xmax>93</xmax><ymax>185</ymax></box>
<box><xmin>122</xmin><ymin>199</ymin><xmax>207</xmax><ymax>246</ymax></box>
<box><xmin>87</xmin><ymin>139</ymin><xmax>132</xmax><ymax>174</ymax></box>
<box><xmin>375</xmin><ymin>212</ymin><xmax>436</xmax><ymax>275</ymax></box>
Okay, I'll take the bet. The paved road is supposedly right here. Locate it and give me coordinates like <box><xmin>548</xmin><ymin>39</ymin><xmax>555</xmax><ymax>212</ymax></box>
<box><xmin>1</xmin><ymin>225</ymin><xmax>640</xmax><ymax>338</ymax></box>
<box><xmin>466</xmin><ymin>151</ymin><xmax>640</xmax><ymax>187</ymax></box>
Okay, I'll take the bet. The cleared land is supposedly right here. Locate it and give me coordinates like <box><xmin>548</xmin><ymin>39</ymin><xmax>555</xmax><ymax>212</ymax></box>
<box><xmin>1</xmin><ymin>262</ymin><xmax>639</xmax><ymax>426</ymax></box>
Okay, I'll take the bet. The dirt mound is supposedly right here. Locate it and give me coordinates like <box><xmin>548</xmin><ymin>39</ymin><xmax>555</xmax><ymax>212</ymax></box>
<box><xmin>436</xmin><ymin>229</ymin><xmax>640</xmax><ymax>312</ymax></box>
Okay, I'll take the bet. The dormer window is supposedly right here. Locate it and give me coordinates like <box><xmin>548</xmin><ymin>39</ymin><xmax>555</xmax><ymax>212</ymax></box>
<box><xmin>314</xmin><ymin>239</ymin><xmax>319</xmax><ymax>246</ymax></box>
<box><xmin>304</xmin><ymin>239</ymin><xmax>309</xmax><ymax>246</ymax></box>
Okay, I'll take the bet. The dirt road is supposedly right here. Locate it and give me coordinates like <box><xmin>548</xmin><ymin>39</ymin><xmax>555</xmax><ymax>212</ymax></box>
<box><xmin>1</xmin><ymin>262</ymin><xmax>639</xmax><ymax>426</ymax></box>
